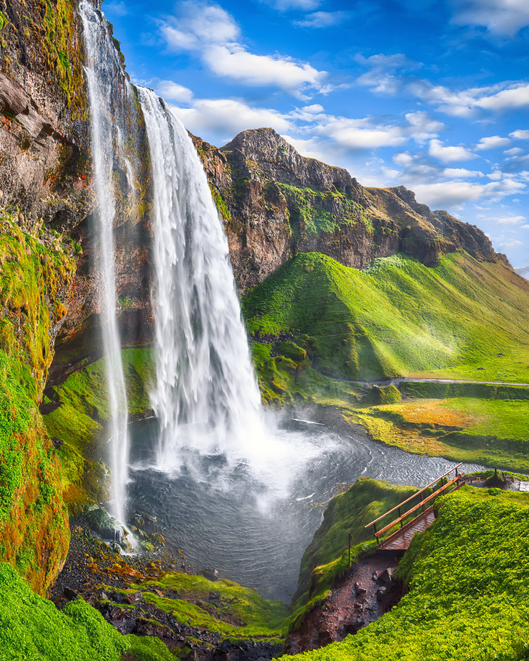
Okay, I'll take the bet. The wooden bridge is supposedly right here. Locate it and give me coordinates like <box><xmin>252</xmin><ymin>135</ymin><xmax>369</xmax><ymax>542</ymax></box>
<box><xmin>363</xmin><ymin>463</ymin><xmax>464</xmax><ymax>554</ymax></box>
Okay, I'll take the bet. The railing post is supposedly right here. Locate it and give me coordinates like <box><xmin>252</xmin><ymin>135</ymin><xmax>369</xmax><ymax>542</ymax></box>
<box><xmin>398</xmin><ymin>506</ymin><xmax>403</xmax><ymax>528</ymax></box>
<box><xmin>421</xmin><ymin>491</ymin><xmax>425</xmax><ymax>513</ymax></box>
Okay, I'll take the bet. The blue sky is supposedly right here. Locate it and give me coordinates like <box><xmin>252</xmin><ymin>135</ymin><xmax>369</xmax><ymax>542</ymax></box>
<box><xmin>103</xmin><ymin>0</ymin><xmax>529</xmax><ymax>274</ymax></box>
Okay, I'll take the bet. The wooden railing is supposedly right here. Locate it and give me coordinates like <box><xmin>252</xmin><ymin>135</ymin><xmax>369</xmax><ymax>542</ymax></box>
<box><xmin>364</xmin><ymin>463</ymin><xmax>464</xmax><ymax>545</ymax></box>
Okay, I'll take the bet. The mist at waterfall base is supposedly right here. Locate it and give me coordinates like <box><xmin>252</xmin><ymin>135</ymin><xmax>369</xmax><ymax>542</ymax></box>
<box><xmin>128</xmin><ymin>412</ymin><xmax>483</xmax><ymax>602</ymax></box>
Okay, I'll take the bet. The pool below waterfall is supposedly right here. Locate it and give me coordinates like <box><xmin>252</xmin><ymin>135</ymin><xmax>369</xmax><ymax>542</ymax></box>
<box><xmin>127</xmin><ymin>411</ymin><xmax>483</xmax><ymax>602</ymax></box>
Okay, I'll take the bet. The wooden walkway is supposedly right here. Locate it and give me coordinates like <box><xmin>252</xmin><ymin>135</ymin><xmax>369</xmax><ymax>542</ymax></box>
<box><xmin>363</xmin><ymin>463</ymin><xmax>464</xmax><ymax>554</ymax></box>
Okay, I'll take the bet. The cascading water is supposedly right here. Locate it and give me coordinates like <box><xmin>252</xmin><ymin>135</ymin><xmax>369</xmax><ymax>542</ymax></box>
<box><xmin>80</xmin><ymin>1</ymin><xmax>134</xmax><ymax>523</ymax></box>
<box><xmin>138</xmin><ymin>88</ymin><xmax>268</xmax><ymax>474</ymax></box>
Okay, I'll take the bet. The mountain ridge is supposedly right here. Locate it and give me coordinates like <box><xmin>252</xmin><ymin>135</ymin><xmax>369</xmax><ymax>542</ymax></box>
<box><xmin>193</xmin><ymin>126</ymin><xmax>508</xmax><ymax>294</ymax></box>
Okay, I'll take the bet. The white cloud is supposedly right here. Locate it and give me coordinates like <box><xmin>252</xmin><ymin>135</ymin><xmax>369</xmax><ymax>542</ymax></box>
<box><xmin>169</xmin><ymin>98</ymin><xmax>294</xmax><ymax>143</ymax></box>
<box><xmin>505</xmin><ymin>147</ymin><xmax>524</xmax><ymax>156</ymax></box>
<box><xmin>499</xmin><ymin>239</ymin><xmax>524</xmax><ymax>248</ymax></box>
<box><xmin>413</xmin><ymin>176</ymin><xmax>525</xmax><ymax>208</ymax></box>
<box><xmin>495</xmin><ymin>215</ymin><xmax>526</xmax><ymax>225</ymax></box>
<box><xmin>156</xmin><ymin>80</ymin><xmax>194</xmax><ymax>103</ymax></box>
<box><xmin>442</xmin><ymin>168</ymin><xmax>484</xmax><ymax>178</ymax></box>
<box><xmin>476</xmin><ymin>135</ymin><xmax>511</xmax><ymax>150</ymax></box>
<box><xmin>393</xmin><ymin>151</ymin><xmax>415</xmax><ymax>167</ymax></box>
<box><xmin>280</xmin><ymin>134</ymin><xmax>328</xmax><ymax>161</ymax></box>
<box><xmin>429</xmin><ymin>139</ymin><xmax>477</xmax><ymax>163</ymax></box>
<box><xmin>295</xmin><ymin>11</ymin><xmax>350</xmax><ymax>27</ymax></box>
<box><xmin>159</xmin><ymin>1</ymin><xmax>326</xmax><ymax>95</ymax></box>
<box><xmin>315</xmin><ymin>117</ymin><xmax>408</xmax><ymax>150</ymax></box>
<box><xmin>202</xmin><ymin>45</ymin><xmax>326</xmax><ymax>94</ymax></box>
<box><xmin>510</xmin><ymin>129</ymin><xmax>529</xmax><ymax>140</ymax></box>
<box><xmin>161</xmin><ymin>3</ymin><xmax>239</xmax><ymax>51</ymax></box>
<box><xmin>451</xmin><ymin>0</ymin><xmax>529</xmax><ymax>36</ymax></box>
<box><xmin>356</xmin><ymin>53</ymin><xmax>418</xmax><ymax>95</ymax></box>
<box><xmin>405</xmin><ymin>111</ymin><xmax>445</xmax><ymax>143</ymax></box>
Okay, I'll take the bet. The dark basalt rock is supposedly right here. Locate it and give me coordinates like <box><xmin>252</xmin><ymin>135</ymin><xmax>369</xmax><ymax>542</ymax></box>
<box><xmin>193</xmin><ymin>127</ymin><xmax>511</xmax><ymax>295</ymax></box>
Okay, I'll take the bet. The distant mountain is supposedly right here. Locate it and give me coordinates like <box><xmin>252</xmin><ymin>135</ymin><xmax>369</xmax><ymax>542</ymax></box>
<box><xmin>193</xmin><ymin>127</ymin><xmax>509</xmax><ymax>294</ymax></box>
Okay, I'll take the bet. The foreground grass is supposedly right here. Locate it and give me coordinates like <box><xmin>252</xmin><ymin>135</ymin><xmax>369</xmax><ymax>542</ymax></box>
<box><xmin>0</xmin><ymin>563</ymin><xmax>171</xmax><ymax>661</ymax></box>
<box><xmin>281</xmin><ymin>487</ymin><xmax>529</xmax><ymax>661</ymax></box>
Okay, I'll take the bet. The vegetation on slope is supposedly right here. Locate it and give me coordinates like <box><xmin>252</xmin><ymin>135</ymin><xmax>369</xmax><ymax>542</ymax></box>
<box><xmin>352</xmin><ymin>391</ymin><xmax>529</xmax><ymax>473</ymax></box>
<box><xmin>131</xmin><ymin>572</ymin><xmax>289</xmax><ymax>641</ymax></box>
<box><xmin>0</xmin><ymin>562</ymin><xmax>173</xmax><ymax>661</ymax></box>
<box><xmin>243</xmin><ymin>251</ymin><xmax>529</xmax><ymax>384</ymax></box>
<box><xmin>291</xmin><ymin>479</ymin><xmax>419</xmax><ymax>619</ymax></box>
<box><xmin>281</xmin><ymin>486</ymin><xmax>529</xmax><ymax>661</ymax></box>
<box><xmin>0</xmin><ymin>211</ymin><xmax>77</xmax><ymax>592</ymax></box>
<box><xmin>42</xmin><ymin>348</ymin><xmax>155</xmax><ymax>508</ymax></box>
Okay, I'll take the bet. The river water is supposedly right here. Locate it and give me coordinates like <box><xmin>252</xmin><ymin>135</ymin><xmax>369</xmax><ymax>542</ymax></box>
<box><xmin>128</xmin><ymin>411</ymin><xmax>483</xmax><ymax>602</ymax></box>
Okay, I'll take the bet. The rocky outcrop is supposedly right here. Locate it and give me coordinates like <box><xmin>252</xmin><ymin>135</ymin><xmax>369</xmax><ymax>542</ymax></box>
<box><xmin>195</xmin><ymin>127</ymin><xmax>508</xmax><ymax>293</ymax></box>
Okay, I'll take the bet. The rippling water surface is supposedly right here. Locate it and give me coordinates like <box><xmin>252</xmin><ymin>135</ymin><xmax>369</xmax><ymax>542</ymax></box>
<box><xmin>128</xmin><ymin>412</ymin><xmax>483</xmax><ymax>602</ymax></box>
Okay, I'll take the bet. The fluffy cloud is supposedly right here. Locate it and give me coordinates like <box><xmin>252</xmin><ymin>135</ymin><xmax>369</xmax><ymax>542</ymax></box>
<box><xmin>495</xmin><ymin>215</ymin><xmax>526</xmax><ymax>225</ymax></box>
<box><xmin>451</xmin><ymin>0</ymin><xmax>529</xmax><ymax>36</ymax></box>
<box><xmin>202</xmin><ymin>45</ymin><xmax>326</xmax><ymax>93</ymax></box>
<box><xmin>428</xmin><ymin>139</ymin><xmax>477</xmax><ymax>163</ymax></box>
<box><xmin>159</xmin><ymin>1</ymin><xmax>326</xmax><ymax>95</ymax></box>
<box><xmin>169</xmin><ymin>98</ymin><xmax>294</xmax><ymax>143</ymax></box>
<box><xmin>356</xmin><ymin>55</ymin><xmax>529</xmax><ymax>118</ymax></box>
<box><xmin>156</xmin><ymin>80</ymin><xmax>194</xmax><ymax>103</ymax></box>
<box><xmin>413</xmin><ymin>176</ymin><xmax>525</xmax><ymax>208</ymax></box>
<box><xmin>295</xmin><ymin>11</ymin><xmax>350</xmax><ymax>28</ymax></box>
<box><xmin>511</xmin><ymin>129</ymin><xmax>529</xmax><ymax>140</ymax></box>
<box><xmin>442</xmin><ymin>168</ymin><xmax>484</xmax><ymax>178</ymax></box>
<box><xmin>476</xmin><ymin>135</ymin><xmax>511</xmax><ymax>150</ymax></box>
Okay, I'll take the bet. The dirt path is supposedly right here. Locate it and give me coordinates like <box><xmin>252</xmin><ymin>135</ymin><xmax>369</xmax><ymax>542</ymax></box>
<box><xmin>284</xmin><ymin>552</ymin><xmax>405</xmax><ymax>655</ymax></box>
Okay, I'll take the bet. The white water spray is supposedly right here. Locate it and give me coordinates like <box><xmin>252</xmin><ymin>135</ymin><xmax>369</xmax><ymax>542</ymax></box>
<box><xmin>138</xmin><ymin>88</ymin><xmax>268</xmax><ymax>472</ymax></box>
<box><xmin>80</xmin><ymin>1</ymin><xmax>131</xmax><ymax>523</ymax></box>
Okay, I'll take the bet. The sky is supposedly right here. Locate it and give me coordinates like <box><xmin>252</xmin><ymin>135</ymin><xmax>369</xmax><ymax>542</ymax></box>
<box><xmin>103</xmin><ymin>0</ymin><xmax>529</xmax><ymax>274</ymax></box>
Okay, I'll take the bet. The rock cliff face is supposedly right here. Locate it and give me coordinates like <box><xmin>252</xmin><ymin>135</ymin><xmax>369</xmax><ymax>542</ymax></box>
<box><xmin>195</xmin><ymin>127</ymin><xmax>506</xmax><ymax>293</ymax></box>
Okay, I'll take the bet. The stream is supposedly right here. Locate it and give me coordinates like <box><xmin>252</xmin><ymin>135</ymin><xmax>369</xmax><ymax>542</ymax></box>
<box><xmin>127</xmin><ymin>410</ymin><xmax>483</xmax><ymax>602</ymax></box>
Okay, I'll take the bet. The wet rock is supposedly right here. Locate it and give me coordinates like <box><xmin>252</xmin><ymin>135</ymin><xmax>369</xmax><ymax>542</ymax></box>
<box><xmin>200</xmin><ymin>568</ymin><xmax>219</xmax><ymax>581</ymax></box>
<box><xmin>376</xmin><ymin>587</ymin><xmax>387</xmax><ymax>601</ymax></box>
<box><xmin>63</xmin><ymin>586</ymin><xmax>77</xmax><ymax>601</ymax></box>
<box><xmin>378</xmin><ymin>568</ymin><xmax>393</xmax><ymax>584</ymax></box>
<box><xmin>354</xmin><ymin>582</ymin><xmax>366</xmax><ymax>595</ymax></box>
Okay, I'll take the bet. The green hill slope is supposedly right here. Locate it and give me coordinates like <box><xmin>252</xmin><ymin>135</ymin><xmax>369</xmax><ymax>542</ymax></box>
<box><xmin>281</xmin><ymin>486</ymin><xmax>529</xmax><ymax>661</ymax></box>
<box><xmin>243</xmin><ymin>251</ymin><xmax>529</xmax><ymax>383</ymax></box>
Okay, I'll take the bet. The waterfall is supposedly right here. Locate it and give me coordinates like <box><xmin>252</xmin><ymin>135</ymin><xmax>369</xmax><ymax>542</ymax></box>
<box><xmin>138</xmin><ymin>88</ymin><xmax>266</xmax><ymax>471</ymax></box>
<box><xmin>80</xmin><ymin>1</ymin><xmax>133</xmax><ymax>523</ymax></box>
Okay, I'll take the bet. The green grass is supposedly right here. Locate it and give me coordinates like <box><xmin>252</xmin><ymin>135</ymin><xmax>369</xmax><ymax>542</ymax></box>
<box><xmin>281</xmin><ymin>487</ymin><xmax>529</xmax><ymax>661</ymax></box>
<box><xmin>356</xmin><ymin>396</ymin><xmax>529</xmax><ymax>474</ymax></box>
<box><xmin>291</xmin><ymin>479</ymin><xmax>419</xmax><ymax>616</ymax></box>
<box><xmin>137</xmin><ymin>572</ymin><xmax>289</xmax><ymax>640</ymax></box>
<box><xmin>42</xmin><ymin>348</ymin><xmax>155</xmax><ymax>507</ymax></box>
<box><xmin>276</xmin><ymin>183</ymin><xmax>369</xmax><ymax>236</ymax></box>
<box><xmin>442</xmin><ymin>398</ymin><xmax>529</xmax><ymax>440</ymax></box>
<box><xmin>0</xmin><ymin>562</ymin><xmax>172</xmax><ymax>661</ymax></box>
<box><xmin>243</xmin><ymin>251</ymin><xmax>529</xmax><ymax>383</ymax></box>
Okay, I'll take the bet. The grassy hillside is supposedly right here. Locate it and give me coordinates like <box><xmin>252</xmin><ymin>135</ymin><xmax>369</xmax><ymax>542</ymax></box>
<box><xmin>281</xmin><ymin>486</ymin><xmax>529</xmax><ymax>661</ymax></box>
<box><xmin>242</xmin><ymin>251</ymin><xmax>529</xmax><ymax>384</ymax></box>
<box><xmin>291</xmin><ymin>479</ymin><xmax>418</xmax><ymax>616</ymax></box>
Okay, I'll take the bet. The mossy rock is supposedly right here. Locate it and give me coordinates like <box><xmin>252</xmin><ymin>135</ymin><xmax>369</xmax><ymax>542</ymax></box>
<box><xmin>364</xmin><ymin>384</ymin><xmax>402</xmax><ymax>405</ymax></box>
<box><xmin>278</xmin><ymin>341</ymin><xmax>307</xmax><ymax>362</ymax></box>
